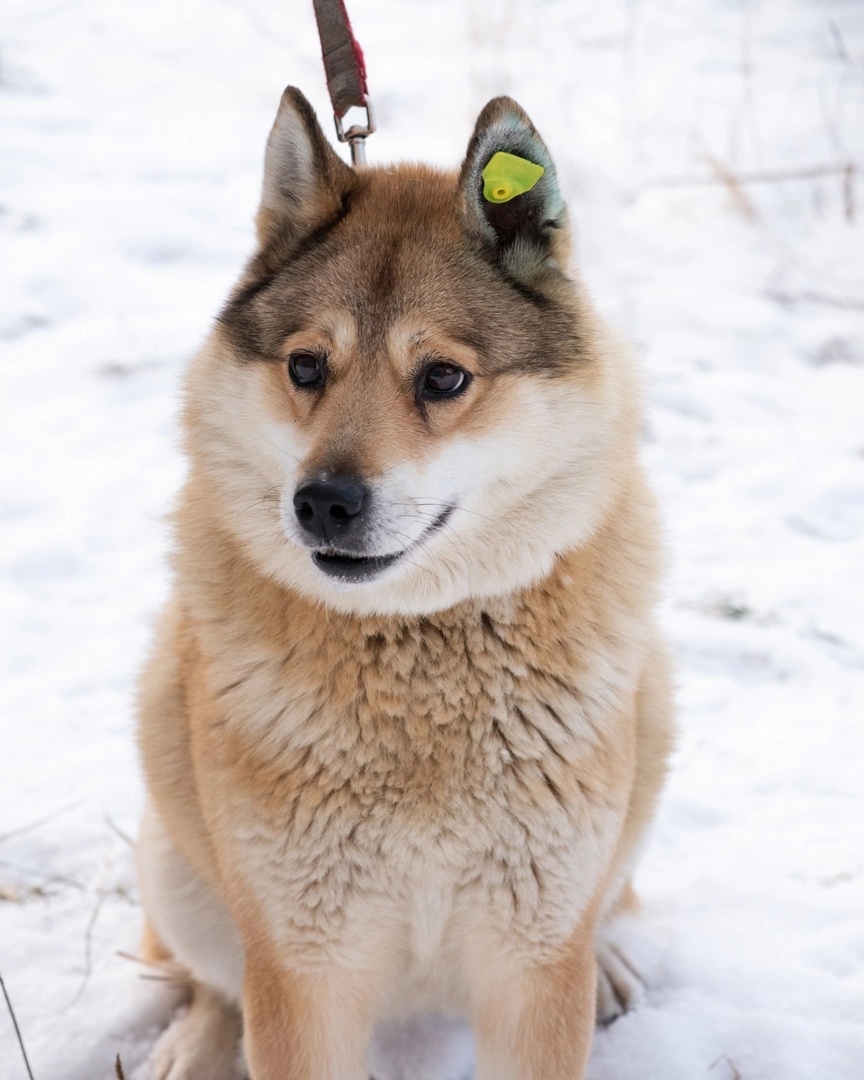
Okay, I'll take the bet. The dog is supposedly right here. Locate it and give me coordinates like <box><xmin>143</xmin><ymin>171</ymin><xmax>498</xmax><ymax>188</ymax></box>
<box><xmin>135</xmin><ymin>86</ymin><xmax>674</xmax><ymax>1080</ymax></box>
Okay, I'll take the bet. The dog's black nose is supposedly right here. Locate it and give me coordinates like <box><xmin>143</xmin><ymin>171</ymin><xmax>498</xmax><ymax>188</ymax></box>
<box><xmin>293</xmin><ymin>476</ymin><xmax>368</xmax><ymax>542</ymax></box>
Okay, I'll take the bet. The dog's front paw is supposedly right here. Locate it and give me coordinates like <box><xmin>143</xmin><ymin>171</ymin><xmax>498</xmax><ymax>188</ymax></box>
<box><xmin>149</xmin><ymin>986</ymin><xmax>244</xmax><ymax>1080</ymax></box>
<box><xmin>595</xmin><ymin>938</ymin><xmax>645</xmax><ymax>1026</ymax></box>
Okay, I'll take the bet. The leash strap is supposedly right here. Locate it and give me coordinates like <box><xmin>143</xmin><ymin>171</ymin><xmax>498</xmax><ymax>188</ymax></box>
<box><xmin>312</xmin><ymin>0</ymin><xmax>375</xmax><ymax>165</ymax></box>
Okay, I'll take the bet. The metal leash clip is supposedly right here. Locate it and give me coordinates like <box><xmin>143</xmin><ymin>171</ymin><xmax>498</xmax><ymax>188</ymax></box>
<box><xmin>334</xmin><ymin>99</ymin><xmax>376</xmax><ymax>166</ymax></box>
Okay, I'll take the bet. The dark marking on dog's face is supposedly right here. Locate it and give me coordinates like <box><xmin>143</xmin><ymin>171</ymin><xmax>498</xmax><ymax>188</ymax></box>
<box><xmin>219</xmin><ymin>167</ymin><xmax>583</xmax><ymax>379</ymax></box>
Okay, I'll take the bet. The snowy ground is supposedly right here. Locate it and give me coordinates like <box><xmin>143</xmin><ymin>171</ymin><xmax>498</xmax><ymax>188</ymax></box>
<box><xmin>2</xmin><ymin>0</ymin><xmax>863</xmax><ymax>1076</ymax></box>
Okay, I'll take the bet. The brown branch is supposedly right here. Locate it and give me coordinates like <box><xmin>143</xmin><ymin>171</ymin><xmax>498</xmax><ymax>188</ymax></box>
<box><xmin>636</xmin><ymin>161</ymin><xmax>855</xmax><ymax>190</ymax></box>
<box><xmin>114</xmin><ymin>1054</ymin><xmax>126</xmax><ymax>1080</ymax></box>
<box><xmin>632</xmin><ymin>160</ymin><xmax>857</xmax><ymax>220</ymax></box>
<box><xmin>631</xmin><ymin>158</ymin><xmax>858</xmax><ymax>222</ymax></box>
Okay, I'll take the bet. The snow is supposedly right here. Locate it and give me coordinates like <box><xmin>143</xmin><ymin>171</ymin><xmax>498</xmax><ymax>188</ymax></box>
<box><xmin>1</xmin><ymin>0</ymin><xmax>863</xmax><ymax>1076</ymax></box>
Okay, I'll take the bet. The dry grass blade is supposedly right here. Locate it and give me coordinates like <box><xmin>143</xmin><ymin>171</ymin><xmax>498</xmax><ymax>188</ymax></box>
<box><xmin>116</xmin><ymin>949</ymin><xmax>161</xmax><ymax>969</ymax></box>
<box><xmin>116</xmin><ymin>949</ymin><xmax>187</xmax><ymax>985</ymax></box>
<box><xmin>843</xmin><ymin>163</ymin><xmax>855</xmax><ymax>222</ymax></box>
<box><xmin>0</xmin><ymin>970</ymin><xmax>35</xmax><ymax>1080</ymax></box>
<box><xmin>0</xmin><ymin>800</ymin><xmax>86</xmax><ymax>844</ymax></box>
<box><xmin>0</xmin><ymin>856</ymin><xmax>84</xmax><ymax>892</ymax></box>
<box><xmin>710</xmin><ymin>1055</ymin><xmax>743</xmax><ymax>1080</ymax></box>
<box><xmin>104</xmin><ymin>814</ymin><xmax>136</xmax><ymax>849</ymax></box>
<box><xmin>67</xmin><ymin>889</ymin><xmax>109</xmax><ymax>1007</ymax></box>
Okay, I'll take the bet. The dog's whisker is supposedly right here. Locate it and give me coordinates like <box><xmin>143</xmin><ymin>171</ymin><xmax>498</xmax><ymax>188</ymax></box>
<box><xmin>376</xmin><ymin>526</ymin><xmax>438</xmax><ymax>582</ymax></box>
<box><xmin>412</xmin><ymin>499</ymin><xmax>497</xmax><ymax>525</ymax></box>
<box><xmin>241</xmin><ymin>485</ymin><xmax>283</xmax><ymax>520</ymax></box>
<box><xmin>262</xmin><ymin>437</ymin><xmax>302</xmax><ymax>467</ymax></box>
<box><xmin>377</xmin><ymin>456</ymin><xmax>418</xmax><ymax>479</ymax></box>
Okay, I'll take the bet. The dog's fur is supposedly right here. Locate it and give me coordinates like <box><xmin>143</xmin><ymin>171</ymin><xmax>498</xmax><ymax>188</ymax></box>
<box><xmin>136</xmin><ymin>87</ymin><xmax>674</xmax><ymax>1080</ymax></box>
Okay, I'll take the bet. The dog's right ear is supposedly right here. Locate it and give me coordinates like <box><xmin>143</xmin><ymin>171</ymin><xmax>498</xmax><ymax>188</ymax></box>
<box><xmin>457</xmin><ymin>97</ymin><xmax>570</xmax><ymax>290</ymax></box>
<box><xmin>255</xmin><ymin>87</ymin><xmax>355</xmax><ymax>253</ymax></box>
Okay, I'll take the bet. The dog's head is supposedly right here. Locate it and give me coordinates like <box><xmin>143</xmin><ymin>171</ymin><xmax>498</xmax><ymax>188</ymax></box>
<box><xmin>184</xmin><ymin>88</ymin><xmax>637</xmax><ymax>616</ymax></box>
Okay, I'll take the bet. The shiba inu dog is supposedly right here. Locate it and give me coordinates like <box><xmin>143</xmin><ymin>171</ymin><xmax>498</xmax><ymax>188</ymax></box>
<box><xmin>136</xmin><ymin>86</ymin><xmax>674</xmax><ymax>1080</ymax></box>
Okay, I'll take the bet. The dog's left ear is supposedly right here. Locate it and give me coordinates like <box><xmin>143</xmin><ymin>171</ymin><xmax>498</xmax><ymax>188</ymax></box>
<box><xmin>255</xmin><ymin>86</ymin><xmax>355</xmax><ymax>254</ymax></box>
<box><xmin>457</xmin><ymin>97</ymin><xmax>570</xmax><ymax>287</ymax></box>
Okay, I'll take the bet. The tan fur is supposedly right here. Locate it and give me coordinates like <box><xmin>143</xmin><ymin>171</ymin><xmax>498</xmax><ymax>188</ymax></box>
<box><xmin>136</xmin><ymin>88</ymin><xmax>674</xmax><ymax>1079</ymax></box>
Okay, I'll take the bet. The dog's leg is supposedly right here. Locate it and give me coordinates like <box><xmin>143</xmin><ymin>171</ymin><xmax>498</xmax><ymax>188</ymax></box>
<box><xmin>471</xmin><ymin>915</ymin><xmax>597</xmax><ymax>1080</ymax></box>
<box><xmin>594</xmin><ymin>927</ymin><xmax>645</xmax><ymax>1025</ymax></box>
<box><xmin>242</xmin><ymin>954</ymin><xmax>374</xmax><ymax>1080</ymax></box>
<box><xmin>138</xmin><ymin>802</ymin><xmax>247</xmax><ymax>1075</ymax></box>
<box><xmin>150</xmin><ymin>983</ymin><xmax>243</xmax><ymax>1080</ymax></box>
<box><xmin>137</xmin><ymin>801</ymin><xmax>245</xmax><ymax>1002</ymax></box>
<box><xmin>594</xmin><ymin>640</ymin><xmax>674</xmax><ymax>1023</ymax></box>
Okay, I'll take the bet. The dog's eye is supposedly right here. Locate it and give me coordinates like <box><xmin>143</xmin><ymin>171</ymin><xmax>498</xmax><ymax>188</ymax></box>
<box><xmin>288</xmin><ymin>352</ymin><xmax>324</xmax><ymax>389</ymax></box>
<box><xmin>421</xmin><ymin>362</ymin><xmax>470</xmax><ymax>398</ymax></box>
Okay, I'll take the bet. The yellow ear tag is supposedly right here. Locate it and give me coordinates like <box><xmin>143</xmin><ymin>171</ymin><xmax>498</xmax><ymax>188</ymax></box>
<box><xmin>481</xmin><ymin>151</ymin><xmax>545</xmax><ymax>203</ymax></box>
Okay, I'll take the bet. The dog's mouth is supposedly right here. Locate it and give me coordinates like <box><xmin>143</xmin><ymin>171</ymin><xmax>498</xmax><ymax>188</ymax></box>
<box><xmin>312</xmin><ymin>507</ymin><xmax>453</xmax><ymax>583</ymax></box>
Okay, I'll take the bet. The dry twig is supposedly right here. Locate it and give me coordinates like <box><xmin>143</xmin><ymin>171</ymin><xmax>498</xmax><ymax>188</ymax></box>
<box><xmin>0</xmin><ymin>969</ymin><xmax>35</xmax><ymax>1080</ymax></box>
<box><xmin>765</xmin><ymin>287</ymin><xmax>864</xmax><ymax>312</ymax></box>
<box><xmin>114</xmin><ymin>1054</ymin><xmax>126</xmax><ymax>1080</ymax></box>
<box><xmin>828</xmin><ymin>18</ymin><xmax>851</xmax><ymax>64</ymax></box>
<box><xmin>0</xmin><ymin>857</ymin><xmax>83</xmax><ymax>892</ymax></box>
<box><xmin>67</xmin><ymin>889</ymin><xmax>109</xmax><ymax>1007</ymax></box>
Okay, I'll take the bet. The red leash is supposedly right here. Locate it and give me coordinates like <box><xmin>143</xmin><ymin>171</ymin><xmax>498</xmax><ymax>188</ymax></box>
<box><xmin>312</xmin><ymin>0</ymin><xmax>375</xmax><ymax>165</ymax></box>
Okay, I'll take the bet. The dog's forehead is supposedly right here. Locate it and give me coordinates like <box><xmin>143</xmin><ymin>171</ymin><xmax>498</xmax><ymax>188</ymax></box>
<box><xmin>307</xmin><ymin>170</ymin><xmax>470</xmax><ymax>322</ymax></box>
<box><xmin>298</xmin><ymin>168</ymin><xmax>563</xmax><ymax>364</ymax></box>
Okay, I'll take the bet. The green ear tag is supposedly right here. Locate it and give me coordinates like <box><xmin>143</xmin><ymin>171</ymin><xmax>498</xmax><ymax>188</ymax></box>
<box><xmin>481</xmin><ymin>151</ymin><xmax>545</xmax><ymax>203</ymax></box>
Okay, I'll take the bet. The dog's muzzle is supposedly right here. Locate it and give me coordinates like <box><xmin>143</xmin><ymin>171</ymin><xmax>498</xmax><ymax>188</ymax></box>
<box><xmin>292</xmin><ymin>477</ymin><xmax>454</xmax><ymax>583</ymax></box>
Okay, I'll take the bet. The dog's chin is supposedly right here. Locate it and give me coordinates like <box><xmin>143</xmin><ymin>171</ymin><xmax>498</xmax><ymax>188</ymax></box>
<box><xmin>310</xmin><ymin>547</ymin><xmax>405</xmax><ymax>584</ymax></box>
<box><xmin>280</xmin><ymin>516</ymin><xmax>561</xmax><ymax>619</ymax></box>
